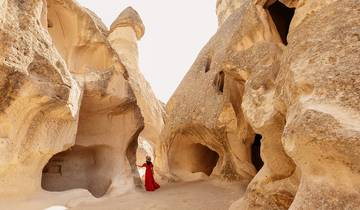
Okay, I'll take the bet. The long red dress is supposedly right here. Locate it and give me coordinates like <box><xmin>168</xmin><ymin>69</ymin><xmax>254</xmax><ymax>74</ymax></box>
<box><xmin>142</xmin><ymin>162</ymin><xmax>160</xmax><ymax>191</ymax></box>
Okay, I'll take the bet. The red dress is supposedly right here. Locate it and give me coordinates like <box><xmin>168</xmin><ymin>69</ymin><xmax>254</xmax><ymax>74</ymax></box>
<box><xmin>142</xmin><ymin>162</ymin><xmax>160</xmax><ymax>191</ymax></box>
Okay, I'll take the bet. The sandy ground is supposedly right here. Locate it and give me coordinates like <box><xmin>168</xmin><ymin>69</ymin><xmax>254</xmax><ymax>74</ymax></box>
<box><xmin>0</xmin><ymin>180</ymin><xmax>247</xmax><ymax>210</ymax></box>
<box><xmin>72</xmin><ymin>181</ymin><xmax>247</xmax><ymax>210</ymax></box>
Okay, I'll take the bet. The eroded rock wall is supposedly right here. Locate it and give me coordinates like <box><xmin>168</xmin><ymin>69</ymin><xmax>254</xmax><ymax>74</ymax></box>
<box><xmin>0</xmin><ymin>0</ymin><xmax>163</xmax><ymax>200</ymax></box>
<box><xmin>226</xmin><ymin>0</ymin><xmax>360</xmax><ymax>209</ymax></box>
<box><xmin>0</xmin><ymin>0</ymin><xmax>80</xmax><ymax>197</ymax></box>
<box><xmin>163</xmin><ymin>0</ymin><xmax>359</xmax><ymax>209</ymax></box>
<box><xmin>158</xmin><ymin>0</ymin><xmax>270</xmax><ymax>182</ymax></box>
<box><xmin>41</xmin><ymin>0</ymin><xmax>145</xmax><ymax>196</ymax></box>
<box><xmin>107</xmin><ymin>7</ymin><xmax>165</xmax><ymax>166</ymax></box>
<box><xmin>275</xmin><ymin>0</ymin><xmax>360</xmax><ymax>209</ymax></box>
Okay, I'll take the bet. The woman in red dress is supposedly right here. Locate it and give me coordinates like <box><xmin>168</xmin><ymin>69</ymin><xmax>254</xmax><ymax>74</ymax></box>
<box><xmin>137</xmin><ymin>156</ymin><xmax>160</xmax><ymax>191</ymax></box>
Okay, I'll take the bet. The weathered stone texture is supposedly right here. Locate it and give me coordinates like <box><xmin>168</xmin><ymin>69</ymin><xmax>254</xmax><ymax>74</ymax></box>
<box><xmin>0</xmin><ymin>0</ymin><xmax>80</xmax><ymax>197</ymax></box>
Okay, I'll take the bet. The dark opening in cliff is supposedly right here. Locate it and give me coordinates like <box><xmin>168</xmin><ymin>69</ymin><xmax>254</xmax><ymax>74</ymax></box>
<box><xmin>170</xmin><ymin>138</ymin><xmax>219</xmax><ymax>177</ymax></box>
<box><xmin>188</xmin><ymin>143</ymin><xmax>219</xmax><ymax>175</ymax></box>
<box><xmin>251</xmin><ymin>134</ymin><xmax>264</xmax><ymax>171</ymax></box>
<box><xmin>267</xmin><ymin>1</ymin><xmax>295</xmax><ymax>45</ymax></box>
<box><xmin>41</xmin><ymin>145</ymin><xmax>112</xmax><ymax>198</ymax></box>
<box><xmin>205</xmin><ymin>57</ymin><xmax>211</xmax><ymax>73</ymax></box>
<box><xmin>213</xmin><ymin>71</ymin><xmax>225</xmax><ymax>93</ymax></box>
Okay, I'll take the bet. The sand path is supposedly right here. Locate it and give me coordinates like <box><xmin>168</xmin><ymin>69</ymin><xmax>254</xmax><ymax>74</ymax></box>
<box><xmin>71</xmin><ymin>180</ymin><xmax>246</xmax><ymax>210</ymax></box>
<box><xmin>0</xmin><ymin>180</ymin><xmax>246</xmax><ymax>210</ymax></box>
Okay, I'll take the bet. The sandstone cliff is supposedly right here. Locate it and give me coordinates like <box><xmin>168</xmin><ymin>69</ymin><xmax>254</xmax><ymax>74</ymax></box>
<box><xmin>107</xmin><ymin>7</ymin><xmax>165</xmax><ymax>165</ymax></box>
<box><xmin>0</xmin><ymin>0</ymin><xmax>81</xmax><ymax>197</ymax></box>
<box><xmin>0</xmin><ymin>0</ymin><xmax>359</xmax><ymax>209</ymax></box>
<box><xmin>162</xmin><ymin>0</ymin><xmax>360</xmax><ymax>209</ymax></box>
<box><xmin>0</xmin><ymin>0</ymin><xmax>163</xmax><ymax>200</ymax></box>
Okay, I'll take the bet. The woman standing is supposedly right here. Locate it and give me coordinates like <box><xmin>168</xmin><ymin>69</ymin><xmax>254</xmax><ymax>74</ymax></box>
<box><xmin>137</xmin><ymin>156</ymin><xmax>160</xmax><ymax>191</ymax></box>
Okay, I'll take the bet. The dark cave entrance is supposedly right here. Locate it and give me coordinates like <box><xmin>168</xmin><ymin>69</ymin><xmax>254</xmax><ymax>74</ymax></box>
<box><xmin>251</xmin><ymin>134</ymin><xmax>264</xmax><ymax>171</ymax></box>
<box><xmin>205</xmin><ymin>57</ymin><xmax>211</xmax><ymax>73</ymax></box>
<box><xmin>170</xmin><ymin>139</ymin><xmax>220</xmax><ymax>177</ymax></box>
<box><xmin>213</xmin><ymin>71</ymin><xmax>225</xmax><ymax>93</ymax></box>
<box><xmin>267</xmin><ymin>1</ymin><xmax>295</xmax><ymax>45</ymax></box>
<box><xmin>188</xmin><ymin>143</ymin><xmax>219</xmax><ymax>176</ymax></box>
<box><xmin>41</xmin><ymin>145</ymin><xmax>113</xmax><ymax>198</ymax></box>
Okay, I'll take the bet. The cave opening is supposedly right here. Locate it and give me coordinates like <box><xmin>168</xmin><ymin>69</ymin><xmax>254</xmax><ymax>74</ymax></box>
<box><xmin>267</xmin><ymin>1</ymin><xmax>295</xmax><ymax>45</ymax></box>
<box><xmin>189</xmin><ymin>143</ymin><xmax>219</xmax><ymax>175</ymax></box>
<box><xmin>41</xmin><ymin>145</ymin><xmax>113</xmax><ymax>198</ymax></box>
<box><xmin>213</xmin><ymin>71</ymin><xmax>225</xmax><ymax>93</ymax></box>
<box><xmin>204</xmin><ymin>57</ymin><xmax>211</xmax><ymax>73</ymax></box>
<box><xmin>251</xmin><ymin>134</ymin><xmax>264</xmax><ymax>171</ymax></box>
<box><xmin>170</xmin><ymin>139</ymin><xmax>219</xmax><ymax>177</ymax></box>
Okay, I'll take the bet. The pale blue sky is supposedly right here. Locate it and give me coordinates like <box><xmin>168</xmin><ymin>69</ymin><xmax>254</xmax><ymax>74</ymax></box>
<box><xmin>76</xmin><ymin>0</ymin><xmax>218</xmax><ymax>102</ymax></box>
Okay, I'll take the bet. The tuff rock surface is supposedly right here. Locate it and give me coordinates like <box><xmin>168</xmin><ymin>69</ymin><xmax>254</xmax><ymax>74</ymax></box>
<box><xmin>0</xmin><ymin>0</ymin><xmax>163</xmax><ymax>200</ymax></box>
<box><xmin>0</xmin><ymin>0</ymin><xmax>81</xmax><ymax>197</ymax></box>
<box><xmin>0</xmin><ymin>0</ymin><xmax>359</xmax><ymax>209</ymax></box>
<box><xmin>108</xmin><ymin>7</ymin><xmax>165</xmax><ymax>166</ymax></box>
<box><xmin>162</xmin><ymin>0</ymin><xmax>360</xmax><ymax>209</ymax></box>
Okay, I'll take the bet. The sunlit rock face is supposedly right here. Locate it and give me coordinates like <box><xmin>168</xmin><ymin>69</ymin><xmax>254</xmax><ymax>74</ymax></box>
<box><xmin>39</xmin><ymin>0</ymin><xmax>146</xmax><ymax>197</ymax></box>
<box><xmin>107</xmin><ymin>7</ymin><xmax>165</xmax><ymax>168</ymax></box>
<box><xmin>162</xmin><ymin>0</ymin><xmax>359</xmax><ymax>209</ymax></box>
<box><xmin>221</xmin><ymin>0</ymin><xmax>299</xmax><ymax>209</ymax></box>
<box><xmin>0</xmin><ymin>0</ymin><xmax>80</xmax><ymax>197</ymax></box>
<box><xmin>275</xmin><ymin>0</ymin><xmax>360</xmax><ymax>209</ymax></box>
<box><xmin>227</xmin><ymin>0</ymin><xmax>360</xmax><ymax>209</ymax></box>
<box><xmin>158</xmin><ymin>0</ymin><xmax>271</xmax><ymax>182</ymax></box>
<box><xmin>0</xmin><ymin>0</ymin><xmax>163</xmax><ymax>199</ymax></box>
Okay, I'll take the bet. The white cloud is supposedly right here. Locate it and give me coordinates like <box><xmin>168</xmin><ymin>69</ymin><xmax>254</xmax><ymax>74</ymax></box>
<box><xmin>76</xmin><ymin>0</ymin><xmax>218</xmax><ymax>102</ymax></box>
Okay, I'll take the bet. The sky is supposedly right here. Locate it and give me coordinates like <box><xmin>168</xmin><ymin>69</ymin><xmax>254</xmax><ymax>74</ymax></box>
<box><xmin>76</xmin><ymin>0</ymin><xmax>218</xmax><ymax>102</ymax></box>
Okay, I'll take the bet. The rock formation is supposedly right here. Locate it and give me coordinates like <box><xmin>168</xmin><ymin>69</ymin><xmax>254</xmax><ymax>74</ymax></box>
<box><xmin>162</xmin><ymin>0</ymin><xmax>360</xmax><ymax>209</ymax></box>
<box><xmin>218</xmin><ymin>0</ymin><xmax>299</xmax><ymax>209</ymax></box>
<box><xmin>1</xmin><ymin>0</ymin><xmax>359</xmax><ymax>209</ymax></box>
<box><xmin>0</xmin><ymin>0</ymin><xmax>163</xmax><ymax>200</ymax></box>
<box><xmin>274</xmin><ymin>0</ymin><xmax>360</xmax><ymax>209</ymax></box>
<box><xmin>107</xmin><ymin>7</ymin><xmax>165</xmax><ymax>167</ymax></box>
<box><xmin>158</xmin><ymin>0</ymin><xmax>267</xmax><ymax>181</ymax></box>
<box><xmin>40</xmin><ymin>0</ymin><xmax>145</xmax><ymax>197</ymax></box>
<box><xmin>217</xmin><ymin>0</ymin><xmax>359</xmax><ymax>209</ymax></box>
<box><xmin>0</xmin><ymin>0</ymin><xmax>81</xmax><ymax>197</ymax></box>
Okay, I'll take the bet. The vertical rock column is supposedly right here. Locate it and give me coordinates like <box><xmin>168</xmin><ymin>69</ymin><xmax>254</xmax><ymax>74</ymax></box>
<box><xmin>107</xmin><ymin>7</ymin><xmax>165</xmax><ymax>180</ymax></box>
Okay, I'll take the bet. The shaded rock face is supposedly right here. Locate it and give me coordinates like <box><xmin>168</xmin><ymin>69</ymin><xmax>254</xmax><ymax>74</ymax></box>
<box><xmin>0</xmin><ymin>0</ymin><xmax>81</xmax><ymax>197</ymax></box>
<box><xmin>0</xmin><ymin>0</ymin><xmax>162</xmax><ymax>199</ymax></box>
